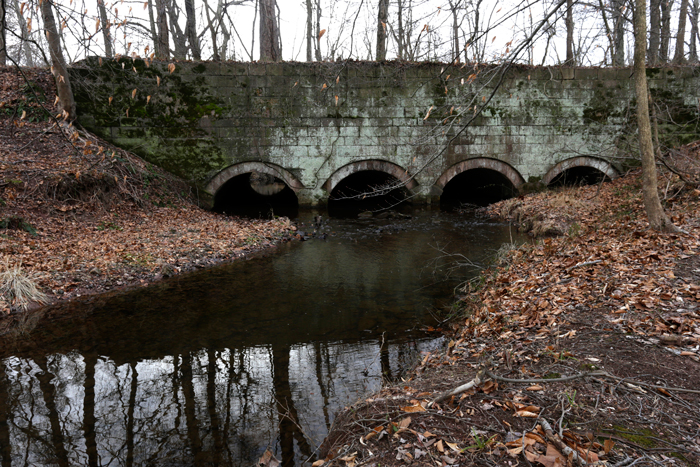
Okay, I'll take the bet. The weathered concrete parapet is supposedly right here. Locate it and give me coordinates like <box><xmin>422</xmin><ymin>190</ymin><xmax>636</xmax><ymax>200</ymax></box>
<box><xmin>68</xmin><ymin>59</ymin><xmax>700</xmax><ymax>206</ymax></box>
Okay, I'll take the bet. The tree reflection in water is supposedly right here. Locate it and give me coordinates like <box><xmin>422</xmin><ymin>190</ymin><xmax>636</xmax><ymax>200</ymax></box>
<box><xmin>0</xmin><ymin>210</ymin><xmax>516</xmax><ymax>465</ymax></box>
<box><xmin>0</xmin><ymin>339</ymin><xmax>435</xmax><ymax>466</ymax></box>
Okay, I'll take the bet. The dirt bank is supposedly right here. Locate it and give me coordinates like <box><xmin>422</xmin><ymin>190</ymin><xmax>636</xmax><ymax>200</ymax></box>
<box><xmin>317</xmin><ymin>168</ymin><xmax>700</xmax><ymax>466</ymax></box>
<box><xmin>0</xmin><ymin>66</ymin><xmax>295</xmax><ymax>330</ymax></box>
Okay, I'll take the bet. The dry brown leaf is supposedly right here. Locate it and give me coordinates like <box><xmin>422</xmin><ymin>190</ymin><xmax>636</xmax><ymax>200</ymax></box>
<box><xmin>401</xmin><ymin>404</ymin><xmax>426</xmax><ymax>413</ymax></box>
<box><xmin>603</xmin><ymin>439</ymin><xmax>615</xmax><ymax>454</ymax></box>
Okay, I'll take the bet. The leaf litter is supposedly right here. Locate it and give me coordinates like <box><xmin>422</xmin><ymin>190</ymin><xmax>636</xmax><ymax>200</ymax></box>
<box><xmin>318</xmin><ymin>160</ymin><xmax>700</xmax><ymax>465</ymax></box>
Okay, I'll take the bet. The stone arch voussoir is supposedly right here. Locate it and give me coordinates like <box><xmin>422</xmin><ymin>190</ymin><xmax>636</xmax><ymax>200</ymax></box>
<box><xmin>435</xmin><ymin>158</ymin><xmax>525</xmax><ymax>191</ymax></box>
<box><xmin>206</xmin><ymin>162</ymin><xmax>305</xmax><ymax>196</ymax></box>
<box><xmin>542</xmin><ymin>156</ymin><xmax>619</xmax><ymax>185</ymax></box>
<box><xmin>322</xmin><ymin>160</ymin><xmax>418</xmax><ymax>194</ymax></box>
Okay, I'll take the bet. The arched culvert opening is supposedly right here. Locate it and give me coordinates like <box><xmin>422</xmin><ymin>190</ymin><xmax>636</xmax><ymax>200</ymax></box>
<box><xmin>440</xmin><ymin>168</ymin><xmax>518</xmax><ymax>208</ymax></box>
<box><xmin>213</xmin><ymin>171</ymin><xmax>299</xmax><ymax>218</ymax></box>
<box><xmin>548</xmin><ymin>166</ymin><xmax>610</xmax><ymax>187</ymax></box>
<box><xmin>328</xmin><ymin>171</ymin><xmax>411</xmax><ymax>218</ymax></box>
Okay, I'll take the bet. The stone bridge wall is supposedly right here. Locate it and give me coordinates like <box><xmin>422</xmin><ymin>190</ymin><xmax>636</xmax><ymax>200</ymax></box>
<box><xmin>70</xmin><ymin>59</ymin><xmax>700</xmax><ymax>205</ymax></box>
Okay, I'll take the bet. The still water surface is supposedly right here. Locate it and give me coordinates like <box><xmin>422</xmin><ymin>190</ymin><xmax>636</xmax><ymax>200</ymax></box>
<box><xmin>0</xmin><ymin>208</ymin><xmax>519</xmax><ymax>466</ymax></box>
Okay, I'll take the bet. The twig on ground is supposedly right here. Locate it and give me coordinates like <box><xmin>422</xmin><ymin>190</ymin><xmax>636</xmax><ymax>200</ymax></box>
<box><xmin>539</xmin><ymin>419</ymin><xmax>588</xmax><ymax>466</ymax></box>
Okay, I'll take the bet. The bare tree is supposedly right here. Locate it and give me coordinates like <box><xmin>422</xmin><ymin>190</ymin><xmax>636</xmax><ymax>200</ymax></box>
<box><xmin>203</xmin><ymin>0</ymin><xmax>220</xmax><ymax>60</ymax></box>
<box><xmin>259</xmin><ymin>0</ymin><xmax>280</xmax><ymax>61</ymax></box>
<box><xmin>690</xmin><ymin>0</ymin><xmax>700</xmax><ymax>61</ymax></box>
<box><xmin>649</xmin><ymin>0</ymin><xmax>661</xmax><ymax>63</ymax></box>
<box><xmin>633</xmin><ymin>0</ymin><xmax>677</xmax><ymax>230</ymax></box>
<box><xmin>11</xmin><ymin>0</ymin><xmax>34</xmax><ymax>66</ymax></box>
<box><xmin>376</xmin><ymin>0</ymin><xmax>389</xmax><ymax>60</ymax></box>
<box><xmin>154</xmin><ymin>0</ymin><xmax>170</xmax><ymax>59</ymax></box>
<box><xmin>40</xmin><ymin>0</ymin><xmax>76</xmax><ymax>121</ymax></box>
<box><xmin>660</xmin><ymin>0</ymin><xmax>674</xmax><ymax>62</ymax></box>
<box><xmin>97</xmin><ymin>0</ymin><xmax>113</xmax><ymax>58</ymax></box>
<box><xmin>448</xmin><ymin>0</ymin><xmax>463</xmax><ymax>62</ymax></box>
<box><xmin>612</xmin><ymin>0</ymin><xmax>626</xmax><ymax>65</ymax></box>
<box><xmin>0</xmin><ymin>0</ymin><xmax>6</xmax><ymax>65</ymax></box>
<box><xmin>566</xmin><ymin>0</ymin><xmax>574</xmax><ymax>64</ymax></box>
<box><xmin>306</xmin><ymin>0</ymin><xmax>313</xmax><ymax>61</ymax></box>
<box><xmin>166</xmin><ymin>0</ymin><xmax>188</xmax><ymax>59</ymax></box>
<box><xmin>673</xmin><ymin>0</ymin><xmax>690</xmax><ymax>62</ymax></box>
<box><xmin>184</xmin><ymin>0</ymin><xmax>202</xmax><ymax>60</ymax></box>
<box><xmin>315</xmin><ymin>0</ymin><xmax>322</xmax><ymax>60</ymax></box>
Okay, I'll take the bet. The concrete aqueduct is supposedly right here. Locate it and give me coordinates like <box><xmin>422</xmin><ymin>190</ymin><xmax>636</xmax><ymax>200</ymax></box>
<box><xmin>70</xmin><ymin>59</ymin><xmax>700</xmax><ymax>208</ymax></box>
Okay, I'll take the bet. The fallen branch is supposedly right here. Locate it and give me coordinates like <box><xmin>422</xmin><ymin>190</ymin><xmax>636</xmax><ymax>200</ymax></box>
<box><xmin>428</xmin><ymin>363</ymin><xmax>489</xmax><ymax>406</ymax></box>
<box><xmin>567</xmin><ymin>260</ymin><xmax>602</xmax><ymax>272</ymax></box>
<box><xmin>486</xmin><ymin>370</ymin><xmax>606</xmax><ymax>384</ymax></box>
<box><xmin>431</xmin><ymin>368</ymin><xmax>700</xmax><ymax>408</ymax></box>
<box><xmin>539</xmin><ymin>419</ymin><xmax>588</xmax><ymax>466</ymax></box>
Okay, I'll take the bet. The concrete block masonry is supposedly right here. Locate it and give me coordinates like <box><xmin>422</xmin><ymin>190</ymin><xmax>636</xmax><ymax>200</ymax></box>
<box><xmin>69</xmin><ymin>59</ymin><xmax>700</xmax><ymax>206</ymax></box>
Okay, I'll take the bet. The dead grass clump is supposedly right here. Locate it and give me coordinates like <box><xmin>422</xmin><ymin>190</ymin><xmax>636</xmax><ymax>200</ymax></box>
<box><xmin>498</xmin><ymin>199</ymin><xmax>522</xmax><ymax>218</ymax></box>
<box><xmin>0</xmin><ymin>260</ymin><xmax>48</xmax><ymax>312</ymax></box>
<box><xmin>530</xmin><ymin>218</ymin><xmax>565</xmax><ymax>237</ymax></box>
<box><xmin>549</xmin><ymin>191</ymin><xmax>587</xmax><ymax>212</ymax></box>
<box><xmin>494</xmin><ymin>242</ymin><xmax>519</xmax><ymax>265</ymax></box>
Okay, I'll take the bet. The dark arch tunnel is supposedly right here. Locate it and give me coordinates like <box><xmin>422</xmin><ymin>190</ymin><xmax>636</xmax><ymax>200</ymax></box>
<box><xmin>328</xmin><ymin>171</ymin><xmax>412</xmax><ymax>217</ymax></box>
<box><xmin>213</xmin><ymin>172</ymin><xmax>299</xmax><ymax>218</ymax></box>
<box><xmin>548</xmin><ymin>166</ymin><xmax>610</xmax><ymax>187</ymax></box>
<box><xmin>440</xmin><ymin>168</ymin><xmax>518</xmax><ymax>208</ymax></box>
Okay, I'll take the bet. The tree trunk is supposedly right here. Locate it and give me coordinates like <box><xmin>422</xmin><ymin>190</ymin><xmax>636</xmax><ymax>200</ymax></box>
<box><xmin>259</xmin><ymin>0</ymin><xmax>280</xmax><ymax>61</ymax></box>
<box><xmin>397</xmin><ymin>0</ymin><xmax>404</xmax><ymax>59</ymax></box>
<box><xmin>184</xmin><ymin>0</ymin><xmax>201</xmax><ymax>60</ymax></box>
<box><xmin>12</xmin><ymin>0</ymin><xmax>34</xmax><ymax>66</ymax></box>
<box><xmin>97</xmin><ymin>0</ymin><xmax>113</xmax><ymax>57</ymax></box>
<box><xmin>36</xmin><ymin>357</ymin><xmax>70</xmax><ymax>467</ymax></box>
<box><xmin>376</xmin><ymin>0</ymin><xmax>390</xmax><ymax>61</ymax></box>
<box><xmin>448</xmin><ymin>0</ymin><xmax>461</xmax><ymax>62</ymax></box>
<box><xmin>147</xmin><ymin>0</ymin><xmax>158</xmax><ymax>56</ymax></box>
<box><xmin>673</xmin><ymin>0</ymin><xmax>690</xmax><ymax>62</ymax></box>
<box><xmin>566</xmin><ymin>0</ymin><xmax>574</xmax><ymax>64</ymax></box>
<box><xmin>598</xmin><ymin>0</ymin><xmax>614</xmax><ymax>65</ymax></box>
<box><xmin>181</xmin><ymin>354</ymin><xmax>204</xmax><ymax>463</ymax></box>
<box><xmin>154</xmin><ymin>0</ymin><xmax>170</xmax><ymax>59</ymax></box>
<box><xmin>660</xmin><ymin>0</ymin><xmax>674</xmax><ymax>62</ymax></box>
<box><xmin>206</xmin><ymin>350</ymin><xmax>224</xmax><ymax>464</ymax></box>
<box><xmin>315</xmin><ymin>0</ymin><xmax>322</xmax><ymax>60</ymax></box>
<box><xmin>125</xmin><ymin>363</ymin><xmax>138</xmax><ymax>467</ymax></box>
<box><xmin>40</xmin><ymin>0</ymin><xmax>76</xmax><ymax>122</ymax></box>
<box><xmin>649</xmin><ymin>0</ymin><xmax>661</xmax><ymax>63</ymax></box>
<box><xmin>612</xmin><ymin>0</ymin><xmax>625</xmax><ymax>65</ymax></box>
<box><xmin>691</xmin><ymin>0</ymin><xmax>700</xmax><ymax>61</ymax></box>
<box><xmin>218</xmin><ymin>0</ymin><xmax>230</xmax><ymax>60</ymax></box>
<box><xmin>167</xmin><ymin>0</ymin><xmax>188</xmax><ymax>59</ymax></box>
<box><xmin>203</xmin><ymin>0</ymin><xmax>219</xmax><ymax>60</ymax></box>
<box><xmin>306</xmin><ymin>0</ymin><xmax>313</xmax><ymax>61</ymax></box>
<box><xmin>0</xmin><ymin>0</ymin><xmax>6</xmax><ymax>66</ymax></box>
<box><xmin>0</xmin><ymin>362</ymin><xmax>12</xmax><ymax>467</ymax></box>
<box><xmin>83</xmin><ymin>352</ymin><xmax>99</xmax><ymax>467</ymax></box>
<box><xmin>633</xmin><ymin>0</ymin><xmax>676</xmax><ymax>231</ymax></box>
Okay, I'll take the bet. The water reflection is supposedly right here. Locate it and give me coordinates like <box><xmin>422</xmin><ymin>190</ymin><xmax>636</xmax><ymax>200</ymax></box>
<box><xmin>0</xmin><ymin>210</ymin><xmax>520</xmax><ymax>466</ymax></box>
<box><xmin>0</xmin><ymin>339</ymin><xmax>435</xmax><ymax>466</ymax></box>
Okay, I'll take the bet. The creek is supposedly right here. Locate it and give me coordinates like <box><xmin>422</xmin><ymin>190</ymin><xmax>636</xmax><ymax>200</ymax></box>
<box><xmin>0</xmin><ymin>207</ymin><xmax>520</xmax><ymax>466</ymax></box>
